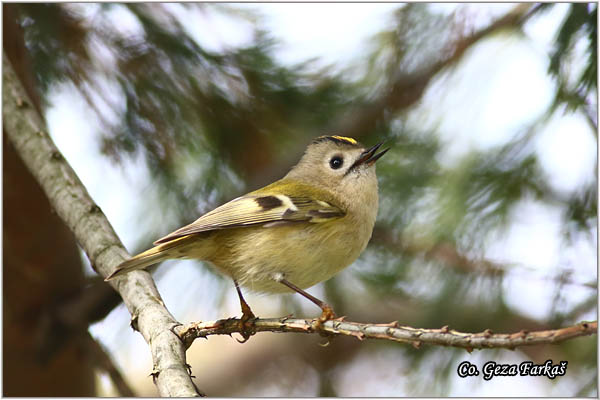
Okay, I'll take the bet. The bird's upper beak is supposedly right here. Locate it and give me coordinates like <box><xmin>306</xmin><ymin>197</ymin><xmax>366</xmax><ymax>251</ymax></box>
<box><xmin>350</xmin><ymin>142</ymin><xmax>389</xmax><ymax>170</ymax></box>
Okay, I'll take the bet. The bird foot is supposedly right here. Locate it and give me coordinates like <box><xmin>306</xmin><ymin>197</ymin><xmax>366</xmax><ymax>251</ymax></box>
<box><xmin>236</xmin><ymin>307</ymin><xmax>257</xmax><ymax>343</ymax></box>
<box><xmin>312</xmin><ymin>304</ymin><xmax>337</xmax><ymax>331</ymax></box>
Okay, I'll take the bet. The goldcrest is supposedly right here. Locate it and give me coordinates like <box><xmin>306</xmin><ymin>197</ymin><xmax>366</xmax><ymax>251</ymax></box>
<box><xmin>106</xmin><ymin>135</ymin><xmax>388</xmax><ymax>325</ymax></box>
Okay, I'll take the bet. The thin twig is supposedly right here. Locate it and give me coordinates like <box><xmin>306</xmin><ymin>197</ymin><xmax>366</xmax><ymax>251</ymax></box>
<box><xmin>176</xmin><ymin>317</ymin><xmax>597</xmax><ymax>351</ymax></box>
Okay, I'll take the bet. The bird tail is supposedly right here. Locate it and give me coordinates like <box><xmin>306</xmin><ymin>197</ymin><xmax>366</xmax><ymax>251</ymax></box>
<box><xmin>105</xmin><ymin>236</ymin><xmax>191</xmax><ymax>281</ymax></box>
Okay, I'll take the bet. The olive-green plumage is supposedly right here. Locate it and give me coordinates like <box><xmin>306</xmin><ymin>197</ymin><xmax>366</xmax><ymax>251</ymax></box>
<box><xmin>106</xmin><ymin>135</ymin><xmax>387</xmax><ymax>296</ymax></box>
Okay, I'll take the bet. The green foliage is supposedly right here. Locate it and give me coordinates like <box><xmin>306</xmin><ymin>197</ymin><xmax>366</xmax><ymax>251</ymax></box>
<box><xmin>548</xmin><ymin>4</ymin><xmax>597</xmax><ymax>113</ymax></box>
<box><xmin>20</xmin><ymin>4</ymin><xmax>93</xmax><ymax>93</ymax></box>
<box><xmin>549</xmin><ymin>4</ymin><xmax>597</xmax><ymax>92</ymax></box>
<box><xmin>8</xmin><ymin>2</ymin><xmax>596</xmax><ymax>396</ymax></box>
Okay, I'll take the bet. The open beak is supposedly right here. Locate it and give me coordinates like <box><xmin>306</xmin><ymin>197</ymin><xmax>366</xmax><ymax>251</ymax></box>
<box><xmin>350</xmin><ymin>142</ymin><xmax>389</xmax><ymax>170</ymax></box>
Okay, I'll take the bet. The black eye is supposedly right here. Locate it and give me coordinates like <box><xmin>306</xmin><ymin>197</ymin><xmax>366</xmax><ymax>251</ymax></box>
<box><xmin>329</xmin><ymin>155</ymin><xmax>344</xmax><ymax>170</ymax></box>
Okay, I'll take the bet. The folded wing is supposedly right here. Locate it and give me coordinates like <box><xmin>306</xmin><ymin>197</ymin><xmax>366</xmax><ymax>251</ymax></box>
<box><xmin>154</xmin><ymin>194</ymin><xmax>345</xmax><ymax>244</ymax></box>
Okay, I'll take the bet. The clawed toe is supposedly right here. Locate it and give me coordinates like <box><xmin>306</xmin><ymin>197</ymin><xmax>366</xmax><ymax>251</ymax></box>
<box><xmin>313</xmin><ymin>303</ymin><xmax>336</xmax><ymax>330</ymax></box>
<box><xmin>237</xmin><ymin>309</ymin><xmax>256</xmax><ymax>343</ymax></box>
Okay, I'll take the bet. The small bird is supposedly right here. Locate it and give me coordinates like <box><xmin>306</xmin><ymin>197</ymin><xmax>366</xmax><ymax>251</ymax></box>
<box><xmin>106</xmin><ymin>135</ymin><xmax>387</xmax><ymax>332</ymax></box>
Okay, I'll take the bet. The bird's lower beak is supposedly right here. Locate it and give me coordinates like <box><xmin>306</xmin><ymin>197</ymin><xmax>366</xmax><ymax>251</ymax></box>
<box><xmin>351</xmin><ymin>142</ymin><xmax>389</xmax><ymax>170</ymax></box>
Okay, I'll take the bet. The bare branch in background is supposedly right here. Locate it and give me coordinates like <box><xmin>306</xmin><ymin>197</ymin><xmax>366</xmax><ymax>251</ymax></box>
<box><xmin>85</xmin><ymin>333</ymin><xmax>136</xmax><ymax>397</ymax></box>
<box><xmin>333</xmin><ymin>4</ymin><xmax>542</xmax><ymax>139</ymax></box>
<box><xmin>371</xmin><ymin>226</ymin><xmax>597</xmax><ymax>289</ymax></box>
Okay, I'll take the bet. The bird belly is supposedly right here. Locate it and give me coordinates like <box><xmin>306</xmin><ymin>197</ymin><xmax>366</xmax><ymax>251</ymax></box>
<box><xmin>208</xmin><ymin>220</ymin><xmax>371</xmax><ymax>293</ymax></box>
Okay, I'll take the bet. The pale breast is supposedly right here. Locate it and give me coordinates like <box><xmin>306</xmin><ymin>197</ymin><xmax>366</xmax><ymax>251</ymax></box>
<box><xmin>209</xmin><ymin>215</ymin><xmax>374</xmax><ymax>293</ymax></box>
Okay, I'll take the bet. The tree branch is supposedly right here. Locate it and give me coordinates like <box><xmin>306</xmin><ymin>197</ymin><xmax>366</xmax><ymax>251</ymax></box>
<box><xmin>334</xmin><ymin>3</ymin><xmax>542</xmax><ymax>138</ymax></box>
<box><xmin>2</xmin><ymin>52</ymin><xmax>200</xmax><ymax>397</ymax></box>
<box><xmin>176</xmin><ymin>317</ymin><xmax>597</xmax><ymax>351</ymax></box>
<box><xmin>371</xmin><ymin>227</ymin><xmax>597</xmax><ymax>289</ymax></box>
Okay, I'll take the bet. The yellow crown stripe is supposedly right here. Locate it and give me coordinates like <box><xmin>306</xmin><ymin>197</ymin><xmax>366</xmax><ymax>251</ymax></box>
<box><xmin>330</xmin><ymin>135</ymin><xmax>357</xmax><ymax>145</ymax></box>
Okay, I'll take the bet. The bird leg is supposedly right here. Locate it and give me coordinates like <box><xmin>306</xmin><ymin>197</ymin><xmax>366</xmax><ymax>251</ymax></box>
<box><xmin>277</xmin><ymin>277</ymin><xmax>336</xmax><ymax>328</ymax></box>
<box><xmin>234</xmin><ymin>280</ymin><xmax>256</xmax><ymax>343</ymax></box>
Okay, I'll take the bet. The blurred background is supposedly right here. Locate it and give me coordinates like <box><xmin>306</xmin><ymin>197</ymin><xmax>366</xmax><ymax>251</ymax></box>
<box><xmin>3</xmin><ymin>3</ymin><xmax>597</xmax><ymax>397</ymax></box>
